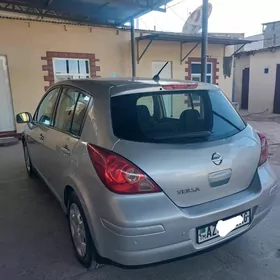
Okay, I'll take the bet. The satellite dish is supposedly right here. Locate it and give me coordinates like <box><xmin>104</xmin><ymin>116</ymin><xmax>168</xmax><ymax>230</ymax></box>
<box><xmin>182</xmin><ymin>3</ymin><xmax>213</xmax><ymax>34</ymax></box>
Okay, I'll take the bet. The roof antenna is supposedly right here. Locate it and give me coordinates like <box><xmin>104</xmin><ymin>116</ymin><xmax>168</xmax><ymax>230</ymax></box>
<box><xmin>153</xmin><ymin>61</ymin><xmax>169</xmax><ymax>83</ymax></box>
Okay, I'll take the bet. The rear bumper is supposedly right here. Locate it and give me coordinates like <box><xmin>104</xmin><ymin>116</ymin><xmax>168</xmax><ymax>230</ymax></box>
<box><xmin>87</xmin><ymin>162</ymin><xmax>277</xmax><ymax>266</ymax></box>
<box><xmin>101</xmin><ymin>205</ymin><xmax>272</xmax><ymax>266</ymax></box>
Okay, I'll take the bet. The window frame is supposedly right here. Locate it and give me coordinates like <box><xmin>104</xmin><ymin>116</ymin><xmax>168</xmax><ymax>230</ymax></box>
<box><xmin>189</xmin><ymin>62</ymin><xmax>213</xmax><ymax>106</ymax></box>
<box><xmin>190</xmin><ymin>62</ymin><xmax>213</xmax><ymax>84</ymax></box>
<box><xmin>53</xmin><ymin>58</ymin><xmax>91</xmax><ymax>82</ymax></box>
<box><xmin>51</xmin><ymin>85</ymin><xmax>91</xmax><ymax>138</ymax></box>
<box><xmin>33</xmin><ymin>86</ymin><xmax>62</xmax><ymax>127</ymax></box>
<box><xmin>71</xmin><ymin>93</ymin><xmax>91</xmax><ymax>136</ymax></box>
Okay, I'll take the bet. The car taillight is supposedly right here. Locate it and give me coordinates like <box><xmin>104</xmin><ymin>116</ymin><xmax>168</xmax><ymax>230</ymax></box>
<box><xmin>87</xmin><ymin>144</ymin><xmax>161</xmax><ymax>194</ymax></box>
<box><xmin>257</xmin><ymin>132</ymin><xmax>268</xmax><ymax>166</ymax></box>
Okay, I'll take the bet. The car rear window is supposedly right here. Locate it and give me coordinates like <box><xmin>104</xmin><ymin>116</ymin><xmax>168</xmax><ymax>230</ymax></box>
<box><xmin>111</xmin><ymin>90</ymin><xmax>246</xmax><ymax>144</ymax></box>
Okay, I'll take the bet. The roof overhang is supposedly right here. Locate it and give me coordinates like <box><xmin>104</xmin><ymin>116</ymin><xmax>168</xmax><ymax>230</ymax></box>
<box><xmin>136</xmin><ymin>32</ymin><xmax>255</xmax><ymax>46</ymax></box>
<box><xmin>135</xmin><ymin>32</ymin><xmax>255</xmax><ymax>64</ymax></box>
<box><xmin>262</xmin><ymin>20</ymin><xmax>280</xmax><ymax>26</ymax></box>
<box><xmin>0</xmin><ymin>0</ymin><xmax>171</xmax><ymax>26</ymax></box>
<box><xmin>235</xmin><ymin>45</ymin><xmax>280</xmax><ymax>57</ymax></box>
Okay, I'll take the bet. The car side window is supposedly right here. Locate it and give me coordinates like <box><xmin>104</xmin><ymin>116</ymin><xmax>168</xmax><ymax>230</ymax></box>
<box><xmin>71</xmin><ymin>93</ymin><xmax>90</xmax><ymax>136</ymax></box>
<box><xmin>35</xmin><ymin>87</ymin><xmax>60</xmax><ymax>125</ymax></box>
<box><xmin>54</xmin><ymin>87</ymin><xmax>80</xmax><ymax>133</ymax></box>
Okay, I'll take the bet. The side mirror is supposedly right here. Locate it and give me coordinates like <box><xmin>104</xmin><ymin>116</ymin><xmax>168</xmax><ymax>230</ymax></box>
<box><xmin>16</xmin><ymin>112</ymin><xmax>32</xmax><ymax>124</ymax></box>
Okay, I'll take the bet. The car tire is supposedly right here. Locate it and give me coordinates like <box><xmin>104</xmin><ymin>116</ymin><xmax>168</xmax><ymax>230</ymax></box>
<box><xmin>23</xmin><ymin>142</ymin><xmax>34</xmax><ymax>177</ymax></box>
<box><xmin>67</xmin><ymin>191</ymin><xmax>103</xmax><ymax>269</ymax></box>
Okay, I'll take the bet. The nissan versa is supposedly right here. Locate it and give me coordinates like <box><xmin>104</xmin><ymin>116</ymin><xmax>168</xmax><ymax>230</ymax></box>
<box><xmin>16</xmin><ymin>78</ymin><xmax>278</xmax><ymax>268</ymax></box>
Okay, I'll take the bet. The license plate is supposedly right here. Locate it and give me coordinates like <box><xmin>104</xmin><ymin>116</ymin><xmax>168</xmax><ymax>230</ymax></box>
<box><xmin>196</xmin><ymin>210</ymin><xmax>251</xmax><ymax>244</ymax></box>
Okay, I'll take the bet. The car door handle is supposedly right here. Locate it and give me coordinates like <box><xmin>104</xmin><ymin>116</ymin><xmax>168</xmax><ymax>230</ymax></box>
<box><xmin>60</xmin><ymin>145</ymin><xmax>70</xmax><ymax>155</ymax></box>
<box><xmin>208</xmin><ymin>169</ymin><xmax>232</xmax><ymax>188</ymax></box>
<box><xmin>39</xmin><ymin>133</ymin><xmax>44</xmax><ymax>140</ymax></box>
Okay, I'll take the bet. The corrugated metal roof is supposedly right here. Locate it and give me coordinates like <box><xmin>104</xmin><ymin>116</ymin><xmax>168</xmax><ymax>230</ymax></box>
<box><xmin>243</xmin><ymin>34</ymin><xmax>264</xmax><ymax>51</ymax></box>
<box><xmin>136</xmin><ymin>32</ymin><xmax>254</xmax><ymax>46</ymax></box>
<box><xmin>235</xmin><ymin>44</ymin><xmax>280</xmax><ymax>56</ymax></box>
<box><xmin>0</xmin><ymin>0</ymin><xmax>171</xmax><ymax>26</ymax></box>
<box><xmin>262</xmin><ymin>20</ymin><xmax>280</xmax><ymax>26</ymax></box>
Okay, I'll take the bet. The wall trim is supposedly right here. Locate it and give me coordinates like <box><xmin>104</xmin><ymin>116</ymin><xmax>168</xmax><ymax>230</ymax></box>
<box><xmin>185</xmin><ymin>57</ymin><xmax>219</xmax><ymax>85</ymax></box>
<box><xmin>41</xmin><ymin>51</ymin><xmax>100</xmax><ymax>91</ymax></box>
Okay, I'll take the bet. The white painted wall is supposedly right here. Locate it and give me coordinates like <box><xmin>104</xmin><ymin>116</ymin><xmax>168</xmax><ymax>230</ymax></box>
<box><xmin>248</xmin><ymin>50</ymin><xmax>280</xmax><ymax>113</ymax></box>
<box><xmin>234</xmin><ymin>49</ymin><xmax>280</xmax><ymax>113</ymax></box>
<box><xmin>218</xmin><ymin>45</ymin><xmax>235</xmax><ymax>100</ymax></box>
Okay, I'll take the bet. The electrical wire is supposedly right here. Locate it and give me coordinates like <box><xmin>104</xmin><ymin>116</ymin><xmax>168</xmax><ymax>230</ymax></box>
<box><xmin>166</xmin><ymin>3</ymin><xmax>186</xmax><ymax>22</ymax></box>
<box><xmin>167</xmin><ymin>0</ymin><xmax>187</xmax><ymax>9</ymax></box>
<box><xmin>139</xmin><ymin>18</ymin><xmax>149</xmax><ymax>30</ymax></box>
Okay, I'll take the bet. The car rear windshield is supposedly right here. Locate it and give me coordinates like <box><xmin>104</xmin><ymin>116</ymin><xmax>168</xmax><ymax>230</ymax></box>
<box><xmin>110</xmin><ymin>90</ymin><xmax>246</xmax><ymax>144</ymax></box>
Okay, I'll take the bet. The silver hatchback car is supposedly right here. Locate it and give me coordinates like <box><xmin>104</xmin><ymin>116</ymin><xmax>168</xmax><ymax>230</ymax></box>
<box><xmin>16</xmin><ymin>78</ymin><xmax>278</xmax><ymax>268</ymax></box>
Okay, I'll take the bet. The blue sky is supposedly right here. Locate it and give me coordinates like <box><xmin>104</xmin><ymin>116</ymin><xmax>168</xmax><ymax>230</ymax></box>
<box><xmin>139</xmin><ymin>0</ymin><xmax>280</xmax><ymax>36</ymax></box>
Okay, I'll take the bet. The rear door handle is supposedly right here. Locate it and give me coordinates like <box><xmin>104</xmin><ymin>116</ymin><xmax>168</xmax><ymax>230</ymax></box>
<box><xmin>60</xmin><ymin>145</ymin><xmax>70</xmax><ymax>155</ymax></box>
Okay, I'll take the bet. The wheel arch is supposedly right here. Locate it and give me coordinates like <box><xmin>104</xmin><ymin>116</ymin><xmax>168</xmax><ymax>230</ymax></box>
<box><xmin>62</xmin><ymin>181</ymin><xmax>101</xmax><ymax>254</ymax></box>
<box><xmin>64</xmin><ymin>185</ymin><xmax>75</xmax><ymax>207</ymax></box>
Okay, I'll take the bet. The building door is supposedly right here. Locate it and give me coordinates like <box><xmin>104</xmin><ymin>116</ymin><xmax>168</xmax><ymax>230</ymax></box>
<box><xmin>0</xmin><ymin>56</ymin><xmax>15</xmax><ymax>134</ymax></box>
<box><xmin>273</xmin><ymin>64</ymin><xmax>280</xmax><ymax>114</ymax></box>
<box><xmin>152</xmin><ymin>61</ymin><xmax>172</xmax><ymax>115</ymax></box>
<box><xmin>241</xmin><ymin>67</ymin><xmax>250</xmax><ymax>110</ymax></box>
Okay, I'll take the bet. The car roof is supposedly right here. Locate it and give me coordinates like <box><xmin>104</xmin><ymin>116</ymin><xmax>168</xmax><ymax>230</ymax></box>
<box><xmin>54</xmin><ymin>77</ymin><xmax>220</xmax><ymax>96</ymax></box>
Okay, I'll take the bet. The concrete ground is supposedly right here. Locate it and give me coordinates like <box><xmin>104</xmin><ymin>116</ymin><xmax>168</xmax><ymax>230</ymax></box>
<box><xmin>1</xmin><ymin>117</ymin><xmax>280</xmax><ymax>280</ymax></box>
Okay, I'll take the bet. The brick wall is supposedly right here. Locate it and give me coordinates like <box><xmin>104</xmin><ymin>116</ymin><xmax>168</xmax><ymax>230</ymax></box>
<box><xmin>41</xmin><ymin>51</ymin><xmax>100</xmax><ymax>91</ymax></box>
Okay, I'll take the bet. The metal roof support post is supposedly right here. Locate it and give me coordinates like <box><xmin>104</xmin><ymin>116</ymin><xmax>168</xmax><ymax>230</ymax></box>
<box><xmin>180</xmin><ymin>42</ymin><xmax>200</xmax><ymax>64</ymax></box>
<box><xmin>230</xmin><ymin>43</ymin><xmax>247</xmax><ymax>57</ymax></box>
<box><xmin>201</xmin><ymin>0</ymin><xmax>208</xmax><ymax>82</ymax></box>
<box><xmin>137</xmin><ymin>39</ymin><xmax>154</xmax><ymax>63</ymax></box>
<box><xmin>130</xmin><ymin>19</ymin><xmax>136</xmax><ymax>77</ymax></box>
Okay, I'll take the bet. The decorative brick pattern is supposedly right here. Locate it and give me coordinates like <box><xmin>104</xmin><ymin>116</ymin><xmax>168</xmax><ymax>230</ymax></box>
<box><xmin>184</xmin><ymin>57</ymin><xmax>219</xmax><ymax>105</ymax></box>
<box><xmin>185</xmin><ymin>57</ymin><xmax>219</xmax><ymax>85</ymax></box>
<box><xmin>41</xmin><ymin>51</ymin><xmax>100</xmax><ymax>91</ymax></box>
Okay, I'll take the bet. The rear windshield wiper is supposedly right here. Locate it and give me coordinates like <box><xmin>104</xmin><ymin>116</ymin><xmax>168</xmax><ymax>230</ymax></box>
<box><xmin>152</xmin><ymin>131</ymin><xmax>211</xmax><ymax>140</ymax></box>
<box><xmin>212</xmin><ymin>111</ymin><xmax>242</xmax><ymax>132</ymax></box>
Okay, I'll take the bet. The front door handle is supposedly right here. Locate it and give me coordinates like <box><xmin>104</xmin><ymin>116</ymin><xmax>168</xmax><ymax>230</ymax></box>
<box><xmin>39</xmin><ymin>133</ymin><xmax>44</xmax><ymax>140</ymax></box>
<box><xmin>60</xmin><ymin>145</ymin><xmax>70</xmax><ymax>155</ymax></box>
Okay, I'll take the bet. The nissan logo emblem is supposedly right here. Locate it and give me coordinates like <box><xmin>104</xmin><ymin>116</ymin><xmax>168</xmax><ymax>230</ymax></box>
<box><xmin>211</xmin><ymin>153</ymin><xmax>223</xmax><ymax>165</ymax></box>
